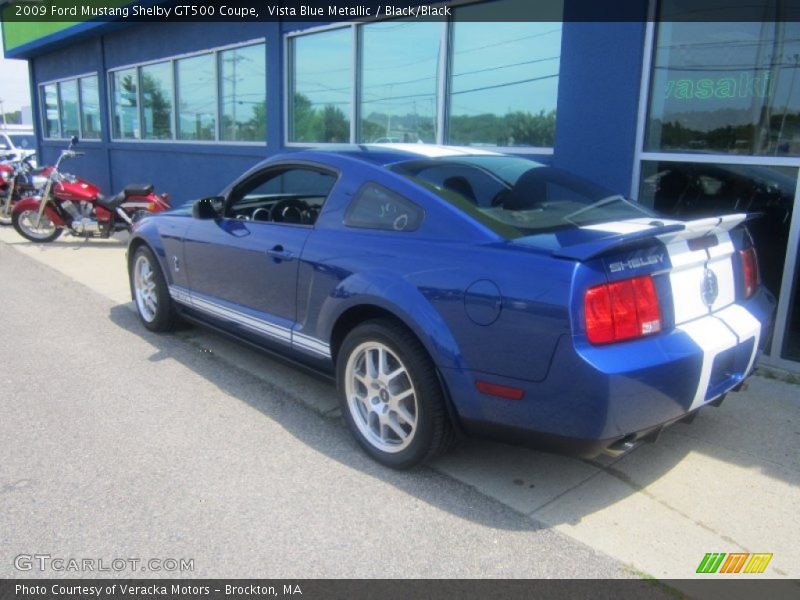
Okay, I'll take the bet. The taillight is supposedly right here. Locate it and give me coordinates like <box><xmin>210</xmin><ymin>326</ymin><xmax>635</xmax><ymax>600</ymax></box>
<box><xmin>584</xmin><ymin>275</ymin><xmax>662</xmax><ymax>345</ymax></box>
<box><xmin>740</xmin><ymin>247</ymin><xmax>759</xmax><ymax>299</ymax></box>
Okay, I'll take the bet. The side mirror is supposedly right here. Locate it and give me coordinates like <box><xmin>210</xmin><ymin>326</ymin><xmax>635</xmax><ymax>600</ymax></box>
<box><xmin>70</xmin><ymin>136</ymin><xmax>79</xmax><ymax>147</ymax></box>
<box><xmin>192</xmin><ymin>196</ymin><xmax>223</xmax><ymax>220</ymax></box>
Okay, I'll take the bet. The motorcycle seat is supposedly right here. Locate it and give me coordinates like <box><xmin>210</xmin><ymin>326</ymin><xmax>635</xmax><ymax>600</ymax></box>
<box><xmin>124</xmin><ymin>183</ymin><xmax>154</xmax><ymax>197</ymax></box>
<box><xmin>96</xmin><ymin>184</ymin><xmax>155</xmax><ymax>211</ymax></box>
<box><xmin>96</xmin><ymin>192</ymin><xmax>127</xmax><ymax>210</ymax></box>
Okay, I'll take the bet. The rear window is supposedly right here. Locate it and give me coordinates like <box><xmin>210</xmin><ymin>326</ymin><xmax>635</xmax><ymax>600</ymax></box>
<box><xmin>390</xmin><ymin>156</ymin><xmax>654</xmax><ymax>238</ymax></box>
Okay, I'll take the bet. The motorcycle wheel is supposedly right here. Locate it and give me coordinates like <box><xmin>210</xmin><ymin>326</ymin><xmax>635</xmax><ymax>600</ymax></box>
<box><xmin>12</xmin><ymin>209</ymin><xmax>63</xmax><ymax>243</ymax></box>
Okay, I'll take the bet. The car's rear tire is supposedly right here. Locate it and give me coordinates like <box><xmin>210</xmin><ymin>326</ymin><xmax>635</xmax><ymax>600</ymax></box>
<box><xmin>130</xmin><ymin>245</ymin><xmax>175</xmax><ymax>332</ymax></box>
<box><xmin>336</xmin><ymin>319</ymin><xmax>454</xmax><ymax>469</ymax></box>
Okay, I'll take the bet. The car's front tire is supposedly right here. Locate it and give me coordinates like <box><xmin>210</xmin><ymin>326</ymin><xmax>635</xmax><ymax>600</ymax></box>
<box><xmin>336</xmin><ymin>319</ymin><xmax>454</xmax><ymax>469</ymax></box>
<box><xmin>130</xmin><ymin>245</ymin><xmax>175</xmax><ymax>332</ymax></box>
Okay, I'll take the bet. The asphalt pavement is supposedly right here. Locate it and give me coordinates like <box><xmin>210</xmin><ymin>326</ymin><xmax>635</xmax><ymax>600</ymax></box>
<box><xmin>1</xmin><ymin>227</ymin><xmax>799</xmax><ymax>591</ymax></box>
<box><xmin>0</xmin><ymin>242</ymin><xmax>630</xmax><ymax>579</ymax></box>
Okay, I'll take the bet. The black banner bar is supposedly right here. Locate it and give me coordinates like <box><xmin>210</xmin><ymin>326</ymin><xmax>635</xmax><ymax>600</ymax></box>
<box><xmin>2</xmin><ymin>579</ymin><xmax>800</xmax><ymax>600</ymax></box>
<box><xmin>2</xmin><ymin>0</ymin><xmax>800</xmax><ymax>23</ymax></box>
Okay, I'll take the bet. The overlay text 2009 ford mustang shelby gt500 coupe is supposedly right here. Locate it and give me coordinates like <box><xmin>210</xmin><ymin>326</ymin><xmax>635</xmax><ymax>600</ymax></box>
<box><xmin>128</xmin><ymin>144</ymin><xmax>775</xmax><ymax>468</ymax></box>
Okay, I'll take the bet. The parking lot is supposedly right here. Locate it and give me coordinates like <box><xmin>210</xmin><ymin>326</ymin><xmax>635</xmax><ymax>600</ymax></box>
<box><xmin>1</xmin><ymin>226</ymin><xmax>798</xmax><ymax>587</ymax></box>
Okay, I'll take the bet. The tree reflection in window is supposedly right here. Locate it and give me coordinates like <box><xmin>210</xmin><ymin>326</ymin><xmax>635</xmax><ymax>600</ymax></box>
<box><xmin>290</xmin><ymin>28</ymin><xmax>351</xmax><ymax>143</ymax></box>
<box><xmin>141</xmin><ymin>62</ymin><xmax>173</xmax><ymax>140</ymax></box>
<box><xmin>648</xmin><ymin>13</ymin><xmax>800</xmax><ymax>156</ymax></box>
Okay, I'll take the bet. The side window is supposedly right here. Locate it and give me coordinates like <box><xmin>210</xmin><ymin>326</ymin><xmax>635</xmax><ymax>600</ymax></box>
<box><xmin>226</xmin><ymin>166</ymin><xmax>336</xmax><ymax>226</ymax></box>
<box><xmin>345</xmin><ymin>182</ymin><xmax>424</xmax><ymax>232</ymax></box>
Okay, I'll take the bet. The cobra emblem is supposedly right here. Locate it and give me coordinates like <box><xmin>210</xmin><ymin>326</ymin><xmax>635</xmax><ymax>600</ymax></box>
<box><xmin>701</xmin><ymin>267</ymin><xmax>719</xmax><ymax>307</ymax></box>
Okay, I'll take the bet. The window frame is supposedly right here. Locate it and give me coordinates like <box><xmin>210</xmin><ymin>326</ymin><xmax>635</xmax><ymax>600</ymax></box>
<box><xmin>283</xmin><ymin>4</ymin><xmax>561</xmax><ymax>154</ymax></box>
<box><xmin>38</xmin><ymin>72</ymin><xmax>102</xmax><ymax>141</ymax></box>
<box><xmin>106</xmin><ymin>38</ymin><xmax>266</xmax><ymax>146</ymax></box>
<box><xmin>224</xmin><ymin>161</ymin><xmax>342</xmax><ymax>228</ymax></box>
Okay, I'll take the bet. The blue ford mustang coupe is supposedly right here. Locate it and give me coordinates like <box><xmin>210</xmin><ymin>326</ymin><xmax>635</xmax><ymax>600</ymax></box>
<box><xmin>128</xmin><ymin>144</ymin><xmax>775</xmax><ymax>468</ymax></box>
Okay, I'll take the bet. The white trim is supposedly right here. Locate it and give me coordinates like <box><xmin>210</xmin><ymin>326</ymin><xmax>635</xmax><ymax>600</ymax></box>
<box><xmin>639</xmin><ymin>152</ymin><xmax>800</xmax><ymax>168</ymax></box>
<box><xmin>106</xmin><ymin>38</ymin><xmax>266</xmax><ymax>75</ymax></box>
<box><xmin>284</xmin><ymin>21</ymin><xmax>352</xmax><ymax>40</ymax></box>
<box><xmin>767</xmin><ymin>173</ymin><xmax>800</xmax><ymax>361</ymax></box>
<box><xmin>213</xmin><ymin>48</ymin><xmax>221</xmax><ymax>142</ymax></box>
<box><xmin>107</xmin><ymin>139</ymin><xmax>266</xmax><ymax>147</ymax></box>
<box><xmin>435</xmin><ymin>19</ymin><xmax>450</xmax><ymax>145</ymax></box>
<box><xmin>350</xmin><ymin>24</ymin><xmax>359</xmax><ymax>143</ymax></box>
<box><xmin>630</xmin><ymin>9</ymin><xmax>656</xmax><ymax>200</ymax></box>
<box><xmin>169</xmin><ymin>285</ymin><xmax>332</xmax><ymax>359</ymax></box>
<box><xmin>283</xmin><ymin>33</ymin><xmax>291</xmax><ymax>146</ymax></box>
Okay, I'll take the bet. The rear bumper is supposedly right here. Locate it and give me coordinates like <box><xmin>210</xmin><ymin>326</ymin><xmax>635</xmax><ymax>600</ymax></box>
<box><xmin>441</xmin><ymin>288</ymin><xmax>775</xmax><ymax>454</ymax></box>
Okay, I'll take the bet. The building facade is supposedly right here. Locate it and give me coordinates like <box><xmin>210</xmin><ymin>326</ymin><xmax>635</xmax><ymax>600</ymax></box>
<box><xmin>3</xmin><ymin>0</ymin><xmax>800</xmax><ymax>370</ymax></box>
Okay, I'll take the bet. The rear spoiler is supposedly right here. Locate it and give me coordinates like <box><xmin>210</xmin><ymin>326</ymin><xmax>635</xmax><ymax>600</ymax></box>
<box><xmin>552</xmin><ymin>214</ymin><xmax>749</xmax><ymax>262</ymax></box>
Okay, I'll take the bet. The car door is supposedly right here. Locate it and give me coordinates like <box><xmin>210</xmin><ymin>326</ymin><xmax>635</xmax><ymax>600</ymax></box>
<box><xmin>181</xmin><ymin>163</ymin><xmax>338</xmax><ymax>349</ymax></box>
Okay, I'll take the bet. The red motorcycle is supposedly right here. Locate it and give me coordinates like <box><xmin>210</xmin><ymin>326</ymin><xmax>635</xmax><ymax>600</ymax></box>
<box><xmin>12</xmin><ymin>137</ymin><xmax>170</xmax><ymax>243</ymax></box>
<box><xmin>0</xmin><ymin>153</ymin><xmax>50</xmax><ymax>226</ymax></box>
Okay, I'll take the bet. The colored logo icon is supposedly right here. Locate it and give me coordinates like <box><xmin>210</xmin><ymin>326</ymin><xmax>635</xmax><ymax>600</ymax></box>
<box><xmin>696</xmin><ymin>552</ymin><xmax>773</xmax><ymax>574</ymax></box>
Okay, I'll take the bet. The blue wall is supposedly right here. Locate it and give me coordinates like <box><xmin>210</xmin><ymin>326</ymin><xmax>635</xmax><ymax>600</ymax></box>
<box><xmin>28</xmin><ymin>9</ymin><xmax>647</xmax><ymax>207</ymax></box>
<box><xmin>552</xmin><ymin>20</ymin><xmax>647</xmax><ymax>196</ymax></box>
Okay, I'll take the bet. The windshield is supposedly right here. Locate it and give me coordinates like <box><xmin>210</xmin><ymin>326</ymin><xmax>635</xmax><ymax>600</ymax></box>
<box><xmin>390</xmin><ymin>156</ymin><xmax>654</xmax><ymax>238</ymax></box>
<box><xmin>7</xmin><ymin>134</ymin><xmax>35</xmax><ymax>149</ymax></box>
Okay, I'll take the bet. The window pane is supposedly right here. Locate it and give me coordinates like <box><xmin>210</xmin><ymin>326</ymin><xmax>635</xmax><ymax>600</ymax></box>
<box><xmin>359</xmin><ymin>22</ymin><xmax>441</xmax><ymax>144</ymax></box>
<box><xmin>291</xmin><ymin>28</ymin><xmax>352</xmax><ymax>143</ymax></box>
<box><xmin>42</xmin><ymin>84</ymin><xmax>60</xmax><ymax>138</ymax></box>
<box><xmin>58</xmin><ymin>79</ymin><xmax>79</xmax><ymax>138</ymax></box>
<box><xmin>448</xmin><ymin>0</ymin><xmax>562</xmax><ymax>147</ymax></box>
<box><xmin>141</xmin><ymin>62</ymin><xmax>174</xmax><ymax>140</ymax></box>
<box><xmin>647</xmin><ymin>19</ymin><xmax>800</xmax><ymax>156</ymax></box>
<box><xmin>346</xmin><ymin>182</ymin><xmax>424</xmax><ymax>231</ymax></box>
<box><xmin>79</xmin><ymin>76</ymin><xmax>101</xmax><ymax>139</ymax></box>
<box><xmin>220</xmin><ymin>43</ymin><xmax>266</xmax><ymax>142</ymax></box>
<box><xmin>177</xmin><ymin>54</ymin><xmax>216</xmax><ymax>140</ymax></box>
<box><xmin>639</xmin><ymin>160</ymin><xmax>795</xmax><ymax>300</ymax></box>
<box><xmin>111</xmin><ymin>68</ymin><xmax>139</xmax><ymax>139</ymax></box>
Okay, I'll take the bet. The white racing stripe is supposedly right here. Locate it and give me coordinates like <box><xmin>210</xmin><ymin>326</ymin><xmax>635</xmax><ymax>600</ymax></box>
<box><xmin>168</xmin><ymin>285</ymin><xmax>331</xmax><ymax>359</ymax></box>
<box><xmin>677</xmin><ymin>305</ymin><xmax>761</xmax><ymax>411</ymax></box>
<box><xmin>678</xmin><ymin>316</ymin><xmax>739</xmax><ymax>410</ymax></box>
<box><xmin>662</xmin><ymin>230</ymin><xmax>737</xmax><ymax>326</ymax></box>
<box><xmin>715</xmin><ymin>304</ymin><xmax>761</xmax><ymax>375</ymax></box>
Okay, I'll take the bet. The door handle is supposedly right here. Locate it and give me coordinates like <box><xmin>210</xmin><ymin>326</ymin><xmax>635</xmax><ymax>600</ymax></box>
<box><xmin>267</xmin><ymin>245</ymin><xmax>294</xmax><ymax>262</ymax></box>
